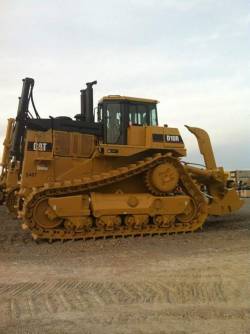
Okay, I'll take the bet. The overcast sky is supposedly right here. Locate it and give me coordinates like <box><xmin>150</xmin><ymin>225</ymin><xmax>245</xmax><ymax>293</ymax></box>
<box><xmin>0</xmin><ymin>0</ymin><xmax>249</xmax><ymax>169</ymax></box>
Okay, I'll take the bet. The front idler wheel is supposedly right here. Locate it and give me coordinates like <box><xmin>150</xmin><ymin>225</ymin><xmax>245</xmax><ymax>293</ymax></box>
<box><xmin>33</xmin><ymin>197</ymin><xmax>63</xmax><ymax>229</ymax></box>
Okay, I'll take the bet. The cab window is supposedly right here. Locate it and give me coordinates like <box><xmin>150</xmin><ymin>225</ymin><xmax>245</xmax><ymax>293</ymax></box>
<box><xmin>129</xmin><ymin>104</ymin><xmax>147</xmax><ymax>126</ymax></box>
<box><xmin>128</xmin><ymin>103</ymin><xmax>158</xmax><ymax>126</ymax></box>
<box><xmin>149</xmin><ymin>105</ymin><xmax>158</xmax><ymax>126</ymax></box>
<box><xmin>106</xmin><ymin>103</ymin><xmax>122</xmax><ymax>144</ymax></box>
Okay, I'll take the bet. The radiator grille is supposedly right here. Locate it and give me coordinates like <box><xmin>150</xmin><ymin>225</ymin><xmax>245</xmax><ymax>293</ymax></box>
<box><xmin>54</xmin><ymin>132</ymin><xmax>70</xmax><ymax>156</ymax></box>
<box><xmin>54</xmin><ymin>131</ymin><xmax>95</xmax><ymax>157</ymax></box>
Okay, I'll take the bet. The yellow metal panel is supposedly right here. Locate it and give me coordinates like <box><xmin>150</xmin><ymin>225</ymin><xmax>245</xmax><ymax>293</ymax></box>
<box><xmin>127</xmin><ymin>126</ymin><xmax>146</xmax><ymax>146</ymax></box>
<box><xmin>90</xmin><ymin>192</ymin><xmax>190</xmax><ymax>217</ymax></box>
<box><xmin>54</xmin><ymin>131</ymin><xmax>95</xmax><ymax>158</ymax></box>
<box><xmin>100</xmin><ymin>144</ymin><xmax>147</xmax><ymax>156</ymax></box>
<box><xmin>49</xmin><ymin>195</ymin><xmax>90</xmax><ymax>217</ymax></box>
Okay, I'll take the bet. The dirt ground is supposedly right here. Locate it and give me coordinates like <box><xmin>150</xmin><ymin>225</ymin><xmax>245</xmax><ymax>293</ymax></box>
<box><xmin>0</xmin><ymin>200</ymin><xmax>249</xmax><ymax>334</ymax></box>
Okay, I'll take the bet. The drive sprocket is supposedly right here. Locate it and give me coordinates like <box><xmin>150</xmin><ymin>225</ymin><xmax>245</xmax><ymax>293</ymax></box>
<box><xmin>145</xmin><ymin>162</ymin><xmax>179</xmax><ymax>195</ymax></box>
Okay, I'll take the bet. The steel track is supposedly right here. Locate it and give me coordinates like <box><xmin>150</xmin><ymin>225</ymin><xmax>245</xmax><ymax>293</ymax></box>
<box><xmin>21</xmin><ymin>153</ymin><xmax>208</xmax><ymax>241</ymax></box>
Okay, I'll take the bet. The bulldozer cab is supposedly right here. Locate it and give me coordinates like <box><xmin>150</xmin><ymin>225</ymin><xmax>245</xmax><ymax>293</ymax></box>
<box><xmin>98</xmin><ymin>96</ymin><xmax>158</xmax><ymax>145</ymax></box>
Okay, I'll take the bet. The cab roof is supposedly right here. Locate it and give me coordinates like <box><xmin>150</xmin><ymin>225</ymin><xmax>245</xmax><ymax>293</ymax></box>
<box><xmin>98</xmin><ymin>95</ymin><xmax>159</xmax><ymax>104</ymax></box>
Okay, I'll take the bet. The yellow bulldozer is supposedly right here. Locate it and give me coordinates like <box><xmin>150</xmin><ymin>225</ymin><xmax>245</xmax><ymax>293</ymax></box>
<box><xmin>0</xmin><ymin>117</ymin><xmax>20</xmax><ymax>213</ymax></box>
<box><xmin>4</xmin><ymin>77</ymin><xmax>243</xmax><ymax>241</ymax></box>
<box><xmin>0</xmin><ymin>118</ymin><xmax>14</xmax><ymax>204</ymax></box>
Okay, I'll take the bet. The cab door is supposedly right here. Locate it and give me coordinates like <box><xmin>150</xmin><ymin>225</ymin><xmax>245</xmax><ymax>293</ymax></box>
<box><xmin>104</xmin><ymin>102</ymin><xmax>126</xmax><ymax>145</ymax></box>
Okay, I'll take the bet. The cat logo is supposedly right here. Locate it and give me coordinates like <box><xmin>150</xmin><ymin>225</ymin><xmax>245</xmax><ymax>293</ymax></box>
<box><xmin>27</xmin><ymin>141</ymin><xmax>53</xmax><ymax>152</ymax></box>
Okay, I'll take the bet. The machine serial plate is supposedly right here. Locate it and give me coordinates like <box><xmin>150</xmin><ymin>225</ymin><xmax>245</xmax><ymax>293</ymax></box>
<box><xmin>152</xmin><ymin>134</ymin><xmax>183</xmax><ymax>143</ymax></box>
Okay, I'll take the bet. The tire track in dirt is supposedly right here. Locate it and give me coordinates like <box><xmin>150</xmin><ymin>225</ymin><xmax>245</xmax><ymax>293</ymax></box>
<box><xmin>0</xmin><ymin>204</ymin><xmax>249</xmax><ymax>333</ymax></box>
<box><xmin>2</xmin><ymin>301</ymin><xmax>250</xmax><ymax>333</ymax></box>
<box><xmin>0</xmin><ymin>278</ymin><xmax>232</xmax><ymax>307</ymax></box>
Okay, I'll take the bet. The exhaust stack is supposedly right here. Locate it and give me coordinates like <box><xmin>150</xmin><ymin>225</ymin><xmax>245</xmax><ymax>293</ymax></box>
<box><xmin>80</xmin><ymin>80</ymin><xmax>97</xmax><ymax>123</ymax></box>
